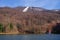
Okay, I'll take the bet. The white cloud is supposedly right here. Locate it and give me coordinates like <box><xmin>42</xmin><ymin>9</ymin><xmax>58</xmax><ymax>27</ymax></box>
<box><xmin>22</xmin><ymin>0</ymin><xmax>60</xmax><ymax>9</ymax></box>
<box><xmin>22</xmin><ymin>0</ymin><xmax>37</xmax><ymax>6</ymax></box>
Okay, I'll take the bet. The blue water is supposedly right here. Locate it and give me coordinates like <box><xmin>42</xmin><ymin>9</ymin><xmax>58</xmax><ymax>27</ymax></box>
<box><xmin>0</xmin><ymin>34</ymin><xmax>60</xmax><ymax>40</ymax></box>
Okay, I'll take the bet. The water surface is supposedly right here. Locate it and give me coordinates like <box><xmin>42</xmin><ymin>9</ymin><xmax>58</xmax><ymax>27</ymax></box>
<box><xmin>0</xmin><ymin>34</ymin><xmax>60</xmax><ymax>40</ymax></box>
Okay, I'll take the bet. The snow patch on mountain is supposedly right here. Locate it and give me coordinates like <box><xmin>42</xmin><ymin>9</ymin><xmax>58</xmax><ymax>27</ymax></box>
<box><xmin>23</xmin><ymin>7</ymin><xmax>29</xmax><ymax>12</ymax></box>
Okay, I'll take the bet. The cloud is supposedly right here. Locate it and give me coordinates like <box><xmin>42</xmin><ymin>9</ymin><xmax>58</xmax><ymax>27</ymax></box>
<box><xmin>22</xmin><ymin>0</ymin><xmax>49</xmax><ymax>7</ymax></box>
<box><xmin>22</xmin><ymin>0</ymin><xmax>37</xmax><ymax>6</ymax></box>
<box><xmin>21</xmin><ymin>0</ymin><xmax>60</xmax><ymax>9</ymax></box>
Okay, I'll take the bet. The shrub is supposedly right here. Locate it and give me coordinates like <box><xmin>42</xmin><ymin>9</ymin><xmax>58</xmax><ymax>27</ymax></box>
<box><xmin>0</xmin><ymin>23</ymin><xmax>4</xmax><ymax>32</ymax></box>
<box><xmin>9</xmin><ymin>23</ymin><xmax>13</xmax><ymax>30</ymax></box>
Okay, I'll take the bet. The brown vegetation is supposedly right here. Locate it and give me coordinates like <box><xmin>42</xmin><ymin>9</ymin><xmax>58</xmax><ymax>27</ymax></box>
<box><xmin>0</xmin><ymin>7</ymin><xmax>60</xmax><ymax>34</ymax></box>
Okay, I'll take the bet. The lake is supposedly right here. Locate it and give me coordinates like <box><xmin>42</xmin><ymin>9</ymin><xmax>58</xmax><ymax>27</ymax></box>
<box><xmin>0</xmin><ymin>34</ymin><xmax>60</xmax><ymax>40</ymax></box>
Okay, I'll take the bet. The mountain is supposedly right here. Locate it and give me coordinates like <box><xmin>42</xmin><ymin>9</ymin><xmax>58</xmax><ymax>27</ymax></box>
<box><xmin>0</xmin><ymin>7</ymin><xmax>60</xmax><ymax>34</ymax></box>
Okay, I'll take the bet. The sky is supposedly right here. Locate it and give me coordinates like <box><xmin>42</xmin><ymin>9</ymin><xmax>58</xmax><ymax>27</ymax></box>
<box><xmin>0</xmin><ymin>0</ymin><xmax>60</xmax><ymax>10</ymax></box>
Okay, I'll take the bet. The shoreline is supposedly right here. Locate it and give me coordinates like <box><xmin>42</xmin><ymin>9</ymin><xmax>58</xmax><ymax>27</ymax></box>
<box><xmin>0</xmin><ymin>32</ymin><xmax>19</xmax><ymax>34</ymax></box>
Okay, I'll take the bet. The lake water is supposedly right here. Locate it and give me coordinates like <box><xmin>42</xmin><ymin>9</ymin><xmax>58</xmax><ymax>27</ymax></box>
<box><xmin>0</xmin><ymin>34</ymin><xmax>60</xmax><ymax>40</ymax></box>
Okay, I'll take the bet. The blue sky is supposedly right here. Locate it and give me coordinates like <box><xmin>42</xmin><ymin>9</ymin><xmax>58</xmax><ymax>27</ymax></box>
<box><xmin>0</xmin><ymin>0</ymin><xmax>60</xmax><ymax>9</ymax></box>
